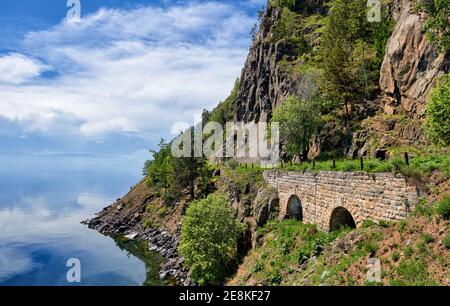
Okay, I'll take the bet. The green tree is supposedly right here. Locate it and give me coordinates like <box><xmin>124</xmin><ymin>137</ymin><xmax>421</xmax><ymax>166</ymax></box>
<box><xmin>320</xmin><ymin>0</ymin><xmax>382</xmax><ymax>118</ymax></box>
<box><xmin>173</xmin><ymin>154</ymin><xmax>208</xmax><ymax>200</ymax></box>
<box><xmin>274</xmin><ymin>7</ymin><xmax>300</xmax><ymax>42</ymax></box>
<box><xmin>179</xmin><ymin>194</ymin><xmax>244</xmax><ymax>285</ymax></box>
<box><xmin>418</xmin><ymin>0</ymin><xmax>450</xmax><ymax>54</ymax></box>
<box><xmin>272</xmin><ymin>95</ymin><xmax>323</xmax><ymax>161</ymax></box>
<box><xmin>171</xmin><ymin>127</ymin><xmax>213</xmax><ymax>200</ymax></box>
<box><xmin>272</xmin><ymin>0</ymin><xmax>297</xmax><ymax>9</ymax></box>
<box><xmin>142</xmin><ymin>159</ymin><xmax>152</xmax><ymax>176</ymax></box>
<box><xmin>209</xmin><ymin>78</ymin><xmax>240</xmax><ymax>125</ymax></box>
<box><xmin>426</xmin><ymin>74</ymin><xmax>450</xmax><ymax>146</ymax></box>
<box><xmin>146</xmin><ymin>139</ymin><xmax>176</xmax><ymax>201</ymax></box>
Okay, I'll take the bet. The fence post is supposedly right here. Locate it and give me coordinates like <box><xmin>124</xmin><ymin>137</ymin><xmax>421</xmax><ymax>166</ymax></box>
<box><xmin>313</xmin><ymin>159</ymin><xmax>316</xmax><ymax>169</ymax></box>
<box><xmin>360</xmin><ymin>157</ymin><xmax>364</xmax><ymax>171</ymax></box>
<box><xmin>404</xmin><ymin>152</ymin><xmax>410</xmax><ymax>166</ymax></box>
<box><xmin>332</xmin><ymin>159</ymin><xmax>336</xmax><ymax>169</ymax></box>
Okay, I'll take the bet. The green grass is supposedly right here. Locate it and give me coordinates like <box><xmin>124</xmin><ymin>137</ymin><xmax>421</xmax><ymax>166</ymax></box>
<box><xmin>391</xmin><ymin>251</ymin><xmax>400</xmax><ymax>262</ymax></box>
<box><xmin>389</xmin><ymin>259</ymin><xmax>439</xmax><ymax>286</ymax></box>
<box><xmin>443</xmin><ymin>235</ymin><xmax>450</xmax><ymax>249</ymax></box>
<box><xmin>397</xmin><ymin>220</ymin><xmax>407</xmax><ymax>233</ymax></box>
<box><xmin>361</xmin><ymin>220</ymin><xmax>378</xmax><ymax>228</ymax></box>
<box><xmin>403</xmin><ymin>246</ymin><xmax>414</xmax><ymax>258</ymax></box>
<box><xmin>243</xmin><ymin>220</ymin><xmax>351</xmax><ymax>285</ymax></box>
<box><xmin>421</xmin><ymin>234</ymin><xmax>435</xmax><ymax>244</ymax></box>
<box><xmin>236</xmin><ymin>154</ymin><xmax>450</xmax><ymax>178</ymax></box>
<box><xmin>222</xmin><ymin>165</ymin><xmax>265</xmax><ymax>190</ymax></box>
<box><xmin>412</xmin><ymin>199</ymin><xmax>435</xmax><ymax>218</ymax></box>
<box><xmin>435</xmin><ymin>197</ymin><xmax>450</xmax><ymax>220</ymax></box>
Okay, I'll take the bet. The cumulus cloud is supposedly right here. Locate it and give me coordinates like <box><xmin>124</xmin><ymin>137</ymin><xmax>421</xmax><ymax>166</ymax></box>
<box><xmin>0</xmin><ymin>53</ymin><xmax>50</xmax><ymax>84</ymax></box>
<box><xmin>0</xmin><ymin>1</ymin><xmax>256</xmax><ymax>141</ymax></box>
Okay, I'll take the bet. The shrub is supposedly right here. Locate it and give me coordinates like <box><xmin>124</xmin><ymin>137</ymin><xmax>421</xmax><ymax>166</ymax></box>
<box><xmin>416</xmin><ymin>242</ymin><xmax>429</xmax><ymax>255</ymax></box>
<box><xmin>179</xmin><ymin>194</ymin><xmax>244</xmax><ymax>285</ymax></box>
<box><xmin>269</xmin><ymin>270</ymin><xmax>282</xmax><ymax>285</ymax></box>
<box><xmin>253</xmin><ymin>261</ymin><xmax>264</xmax><ymax>273</ymax></box>
<box><xmin>143</xmin><ymin>219</ymin><xmax>155</xmax><ymax>229</ymax></box>
<box><xmin>426</xmin><ymin>74</ymin><xmax>450</xmax><ymax>146</ymax></box>
<box><xmin>378</xmin><ymin>220</ymin><xmax>392</xmax><ymax>228</ymax></box>
<box><xmin>272</xmin><ymin>95</ymin><xmax>323</xmax><ymax>161</ymax></box>
<box><xmin>417</xmin><ymin>0</ymin><xmax>450</xmax><ymax>53</ymax></box>
<box><xmin>421</xmin><ymin>234</ymin><xmax>435</xmax><ymax>244</ymax></box>
<box><xmin>435</xmin><ymin>197</ymin><xmax>450</xmax><ymax>220</ymax></box>
<box><xmin>412</xmin><ymin>199</ymin><xmax>435</xmax><ymax>218</ymax></box>
<box><xmin>391</xmin><ymin>252</ymin><xmax>400</xmax><ymax>262</ymax></box>
<box><xmin>360</xmin><ymin>240</ymin><xmax>379</xmax><ymax>255</ymax></box>
<box><xmin>443</xmin><ymin>235</ymin><xmax>450</xmax><ymax>249</ymax></box>
<box><xmin>403</xmin><ymin>246</ymin><xmax>414</xmax><ymax>258</ymax></box>
<box><xmin>296</xmin><ymin>245</ymin><xmax>313</xmax><ymax>265</ymax></box>
<box><xmin>398</xmin><ymin>220</ymin><xmax>407</xmax><ymax>233</ymax></box>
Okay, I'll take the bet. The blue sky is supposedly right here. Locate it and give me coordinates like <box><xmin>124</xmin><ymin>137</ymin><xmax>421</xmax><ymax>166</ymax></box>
<box><xmin>0</xmin><ymin>0</ymin><xmax>265</xmax><ymax>158</ymax></box>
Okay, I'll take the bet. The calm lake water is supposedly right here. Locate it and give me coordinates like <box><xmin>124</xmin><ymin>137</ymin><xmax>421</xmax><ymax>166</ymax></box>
<box><xmin>0</xmin><ymin>154</ymin><xmax>163</xmax><ymax>286</ymax></box>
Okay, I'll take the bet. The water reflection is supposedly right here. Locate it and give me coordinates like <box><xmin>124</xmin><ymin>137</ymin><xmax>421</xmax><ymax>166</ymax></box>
<box><xmin>113</xmin><ymin>236</ymin><xmax>168</xmax><ymax>286</ymax></box>
<box><xmin>0</xmin><ymin>154</ymin><xmax>156</xmax><ymax>286</ymax></box>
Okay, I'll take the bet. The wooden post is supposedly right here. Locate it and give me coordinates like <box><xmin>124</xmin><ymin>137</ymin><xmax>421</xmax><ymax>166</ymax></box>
<box><xmin>404</xmin><ymin>152</ymin><xmax>410</xmax><ymax>166</ymax></box>
<box><xmin>332</xmin><ymin>159</ymin><xmax>336</xmax><ymax>169</ymax></box>
<box><xmin>360</xmin><ymin>157</ymin><xmax>364</xmax><ymax>171</ymax></box>
<box><xmin>252</xmin><ymin>163</ymin><xmax>254</xmax><ymax>170</ymax></box>
<box><xmin>281</xmin><ymin>162</ymin><xmax>284</xmax><ymax>169</ymax></box>
<box><xmin>312</xmin><ymin>159</ymin><xmax>316</xmax><ymax>169</ymax></box>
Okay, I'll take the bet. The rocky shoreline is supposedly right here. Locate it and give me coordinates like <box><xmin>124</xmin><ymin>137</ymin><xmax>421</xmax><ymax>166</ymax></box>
<box><xmin>83</xmin><ymin>218</ymin><xmax>193</xmax><ymax>286</ymax></box>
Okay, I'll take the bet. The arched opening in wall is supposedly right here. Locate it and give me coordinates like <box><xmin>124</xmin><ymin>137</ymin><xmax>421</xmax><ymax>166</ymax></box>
<box><xmin>268</xmin><ymin>198</ymin><xmax>280</xmax><ymax>221</ymax></box>
<box><xmin>329</xmin><ymin>207</ymin><xmax>356</xmax><ymax>232</ymax></box>
<box><xmin>286</xmin><ymin>195</ymin><xmax>303</xmax><ymax>221</ymax></box>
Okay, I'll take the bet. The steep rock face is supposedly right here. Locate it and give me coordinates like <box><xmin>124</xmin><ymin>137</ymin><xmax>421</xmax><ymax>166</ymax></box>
<box><xmin>234</xmin><ymin>6</ymin><xmax>296</xmax><ymax>124</ymax></box>
<box><xmin>380</xmin><ymin>0</ymin><xmax>449</xmax><ymax>118</ymax></box>
<box><xmin>349</xmin><ymin>0</ymin><xmax>449</xmax><ymax>155</ymax></box>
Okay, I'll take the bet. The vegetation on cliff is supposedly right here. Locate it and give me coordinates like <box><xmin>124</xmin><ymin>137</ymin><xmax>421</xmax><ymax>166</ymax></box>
<box><xmin>427</xmin><ymin>74</ymin><xmax>450</xmax><ymax>146</ymax></box>
<box><xmin>229</xmin><ymin>201</ymin><xmax>449</xmax><ymax>286</ymax></box>
<box><xmin>417</xmin><ymin>0</ymin><xmax>450</xmax><ymax>54</ymax></box>
<box><xmin>179</xmin><ymin>194</ymin><xmax>244</xmax><ymax>285</ymax></box>
<box><xmin>272</xmin><ymin>95</ymin><xmax>323</xmax><ymax>161</ymax></box>
<box><xmin>145</xmin><ymin>139</ymin><xmax>214</xmax><ymax>204</ymax></box>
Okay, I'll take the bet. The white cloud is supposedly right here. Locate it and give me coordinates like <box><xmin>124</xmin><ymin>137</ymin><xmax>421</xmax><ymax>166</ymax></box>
<box><xmin>0</xmin><ymin>2</ymin><xmax>255</xmax><ymax>140</ymax></box>
<box><xmin>0</xmin><ymin>53</ymin><xmax>50</xmax><ymax>84</ymax></box>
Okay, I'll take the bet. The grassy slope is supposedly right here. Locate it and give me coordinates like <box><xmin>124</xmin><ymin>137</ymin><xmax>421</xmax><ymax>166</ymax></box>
<box><xmin>228</xmin><ymin>204</ymin><xmax>449</xmax><ymax>286</ymax></box>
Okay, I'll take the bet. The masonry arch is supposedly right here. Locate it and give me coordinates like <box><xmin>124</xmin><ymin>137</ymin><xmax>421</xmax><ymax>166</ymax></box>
<box><xmin>285</xmin><ymin>195</ymin><xmax>303</xmax><ymax>221</ymax></box>
<box><xmin>329</xmin><ymin>207</ymin><xmax>356</xmax><ymax>232</ymax></box>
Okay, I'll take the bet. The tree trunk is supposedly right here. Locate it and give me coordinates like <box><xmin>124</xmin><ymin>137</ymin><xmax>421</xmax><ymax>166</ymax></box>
<box><xmin>303</xmin><ymin>147</ymin><xmax>309</xmax><ymax>162</ymax></box>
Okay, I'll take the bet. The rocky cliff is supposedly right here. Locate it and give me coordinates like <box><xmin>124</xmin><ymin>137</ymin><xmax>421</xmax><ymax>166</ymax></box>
<box><xmin>234</xmin><ymin>5</ymin><xmax>297</xmax><ymax>124</ymax></box>
<box><xmin>234</xmin><ymin>0</ymin><xmax>449</xmax><ymax>156</ymax></box>
<box><xmin>380</xmin><ymin>0</ymin><xmax>449</xmax><ymax>118</ymax></box>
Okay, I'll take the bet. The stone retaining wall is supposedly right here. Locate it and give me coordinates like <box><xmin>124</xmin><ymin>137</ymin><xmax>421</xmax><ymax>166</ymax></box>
<box><xmin>263</xmin><ymin>170</ymin><xmax>421</xmax><ymax>231</ymax></box>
